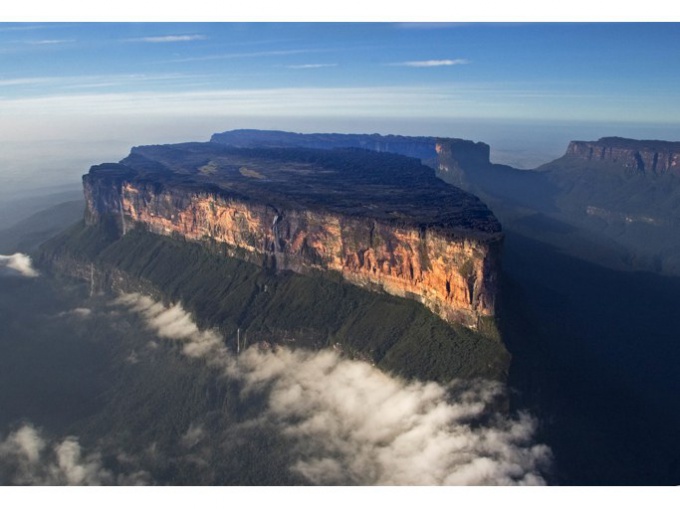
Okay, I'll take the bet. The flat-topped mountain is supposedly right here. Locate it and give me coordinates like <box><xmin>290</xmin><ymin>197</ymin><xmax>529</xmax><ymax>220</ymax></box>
<box><xmin>210</xmin><ymin>129</ymin><xmax>441</xmax><ymax>160</ymax></box>
<box><xmin>82</xmin><ymin>142</ymin><xmax>502</xmax><ymax>328</ymax></box>
<box><xmin>564</xmin><ymin>137</ymin><xmax>680</xmax><ymax>175</ymax></box>
<box><xmin>211</xmin><ymin>129</ymin><xmax>492</xmax><ymax>170</ymax></box>
<box><xmin>103</xmin><ymin>142</ymin><xmax>499</xmax><ymax>233</ymax></box>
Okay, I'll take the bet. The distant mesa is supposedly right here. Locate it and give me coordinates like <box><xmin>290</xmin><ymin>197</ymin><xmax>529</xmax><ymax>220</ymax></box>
<box><xmin>211</xmin><ymin>129</ymin><xmax>492</xmax><ymax>190</ymax></box>
<box><xmin>211</xmin><ymin>129</ymin><xmax>491</xmax><ymax>167</ymax></box>
<box><xmin>565</xmin><ymin>137</ymin><xmax>680</xmax><ymax>175</ymax></box>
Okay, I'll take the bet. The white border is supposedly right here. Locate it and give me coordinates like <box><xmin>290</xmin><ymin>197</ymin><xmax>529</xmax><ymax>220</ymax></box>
<box><xmin>2</xmin><ymin>1</ymin><xmax>680</xmax><ymax>22</ymax></box>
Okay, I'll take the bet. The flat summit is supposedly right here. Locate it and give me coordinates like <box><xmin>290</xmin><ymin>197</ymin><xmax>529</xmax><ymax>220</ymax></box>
<box><xmin>83</xmin><ymin>140</ymin><xmax>503</xmax><ymax>328</ymax></box>
<box><xmin>109</xmin><ymin>142</ymin><xmax>501</xmax><ymax>235</ymax></box>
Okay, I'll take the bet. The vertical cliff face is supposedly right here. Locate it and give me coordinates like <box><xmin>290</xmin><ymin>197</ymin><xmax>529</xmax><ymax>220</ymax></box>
<box><xmin>566</xmin><ymin>137</ymin><xmax>680</xmax><ymax>175</ymax></box>
<box><xmin>82</xmin><ymin>144</ymin><xmax>502</xmax><ymax>328</ymax></box>
<box><xmin>434</xmin><ymin>139</ymin><xmax>492</xmax><ymax>188</ymax></box>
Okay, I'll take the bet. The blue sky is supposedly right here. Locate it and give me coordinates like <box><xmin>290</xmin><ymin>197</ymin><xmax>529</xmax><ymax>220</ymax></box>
<box><xmin>2</xmin><ymin>22</ymin><xmax>680</xmax><ymax>197</ymax></box>
<box><xmin>1</xmin><ymin>22</ymin><xmax>680</xmax><ymax>123</ymax></box>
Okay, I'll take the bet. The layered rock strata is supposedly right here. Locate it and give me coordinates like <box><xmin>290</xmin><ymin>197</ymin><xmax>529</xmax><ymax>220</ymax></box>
<box><xmin>566</xmin><ymin>137</ymin><xmax>680</xmax><ymax>175</ymax></box>
<box><xmin>83</xmin><ymin>143</ymin><xmax>502</xmax><ymax>328</ymax></box>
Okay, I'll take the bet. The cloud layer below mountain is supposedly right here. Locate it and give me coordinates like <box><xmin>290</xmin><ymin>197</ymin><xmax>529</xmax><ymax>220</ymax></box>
<box><xmin>115</xmin><ymin>293</ymin><xmax>551</xmax><ymax>485</ymax></box>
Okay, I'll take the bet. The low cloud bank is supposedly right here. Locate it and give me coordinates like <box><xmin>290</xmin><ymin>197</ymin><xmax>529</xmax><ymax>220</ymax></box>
<box><xmin>113</xmin><ymin>294</ymin><xmax>227</xmax><ymax>361</ymax></box>
<box><xmin>237</xmin><ymin>349</ymin><xmax>550</xmax><ymax>485</ymax></box>
<box><xmin>115</xmin><ymin>293</ymin><xmax>552</xmax><ymax>485</ymax></box>
<box><xmin>0</xmin><ymin>424</ymin><xmax>148</xmax><ymax>485</ymax></box>
<box><xmin>0</xmin><ymin>253</ymin><xmax>39</xmax><ymax>277</ymax></box>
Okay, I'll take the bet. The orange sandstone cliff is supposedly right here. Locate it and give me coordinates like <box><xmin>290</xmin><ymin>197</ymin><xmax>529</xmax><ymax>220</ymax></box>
<box><xmin>83</xmin><ymin>143</ymin><xmax>502</xmax><ymax>328</ymax></box>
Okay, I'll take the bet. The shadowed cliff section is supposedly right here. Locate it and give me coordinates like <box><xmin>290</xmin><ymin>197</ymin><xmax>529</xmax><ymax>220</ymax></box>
<box><xmin>435</xmin><ymin>135</ymin><xmax>680</xmax><ymax>484</ymax></box>
<box><xmin>433</xmin><ymin>136</ymin><xmax>680</xmax><ymax>276</ymax></box>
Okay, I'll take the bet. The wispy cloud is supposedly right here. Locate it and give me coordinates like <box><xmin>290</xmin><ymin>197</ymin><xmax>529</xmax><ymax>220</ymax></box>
<box><xmin>394</xmin><ymin>23</ymin><xmax>468</xmax><ymax>30</ymax></box>
<box><xmin>285</xmin><ymin>63</ymin><xmax>338</xmax><ymax>69</ymax></box>
<box><xmin>390</xmin><ymin>59</ymin><xmax>469</xmax><ymax>67</ymax></box>
<box><xmin>114</xmin><ymin>294</ymin><xmax>227</xmax><ymax>360</ymax></box>
<box><xmin>25</xmin><ymin>39</ymin><xmax>75</xmax><ymax>45</ymax></box>
<box><xmin>57</xmin><ymin>308</ymin><xmax>92</xmax><ymax>318</ymax></box>
<box><xmin>127</xmin><ymin>35</ymin><xmax>206</xmax><ymax>43</ymax></box>
<box><xmin>0</xmin><ymin>25</ymin><xmax>49</xmax><ymax>33</ymax></box>
<box><xmin>0</xmin><ymin>77</ymin><xmax>59</xmax><ymax>87</ymax></box>
<box><xmin>167</xmin><ymin>49</ymin><xmax>320</xmax><ymax>63</ymax></box>
<box><xmin>0</xmin><ymin>72</ymin><xmax>214</xmax><ymax>91</ymax></box>
<box><xmin>0</xmin><ymin>85</ymin><xmax>594</xmax><ymax>123</ymax></box>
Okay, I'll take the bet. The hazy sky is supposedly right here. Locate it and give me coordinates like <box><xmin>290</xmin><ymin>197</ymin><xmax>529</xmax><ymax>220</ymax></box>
<box><xmin>2</xmin><ymin>22</ymin><xmax>680</xmax><ymax>199</ymax></box>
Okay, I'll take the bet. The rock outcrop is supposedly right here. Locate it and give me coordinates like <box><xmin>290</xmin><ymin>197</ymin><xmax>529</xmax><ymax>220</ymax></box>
<box><xmin>565</xmin><ymin>137</ymin><xmax>680</xmax><ymax>175</ymax></box>
<box><xmin>83</xmin><ymin>142</ymin><xmax>502</xmax><ymax>328</ymax></box>
<box><xmin>434</xmin><ymin>139</ymin><xmax>492</xmax><ymax>188</ymax></box>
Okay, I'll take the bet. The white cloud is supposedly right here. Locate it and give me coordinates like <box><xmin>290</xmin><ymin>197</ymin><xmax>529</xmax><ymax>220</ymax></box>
<box><xmin>0</xmin><ymin>72</ymin><xmax>210</xmax><ymax>90</ymax></box>
<box><xmin>26</xmin><ymin>39</ymin><xmax>74</xmax><ymax>45</ymax></box>
<box><xmin>0</xmin><ymin>253</ymin><xmax>39</xmax><ymax>277</ymax></box>
<box><xmin>0</xmin><ymin>86</ymin><xmax>476</xmax><ymax>120</ymax></box>
<box><xmin>57</xmin><ymin>307</ymin><xmax>92</xmax><ymax>318</ymax></box>
<box><xmin>0</xmin><ymin>79</ymin><xmax>651</xmax><ymax>124</ymax></box>
<box><xmin>50</xmin><ymin>437</ymin><xmax>110</xmax><ymax>485</ymax></box>
<box><xmin>1</xmin><ymin>425</ymin><xmax>46</xmax><ymax>463</ymax></box>
<box><xmin>113</xmin><ymin>294</ymin><xmax>227</xmax><ymax>361</ymax></box>
<box><xmin>0</xmin><ymin>77</ymin><xmax>59</xmax><ymax>87</ymax></box>
<box><xmin>285</xmin><ymin>63</ymin><xmax>338</xmax><ymax>69</ymax></box>
<box><xmin>0</xmin><ymin>424</ymin><xmax>149</xmax><ymax>485</ymax></box>
<box><xmin>237</xmin><ymin>349</ymin><xmax>551</xmax><ymax>485</ymax></box>
<box><xmin>128</xmin><ymin>35</ymin><xmax>206</xmax><ymax>43</ymax></box>
<box><xmin>0</xmin><ymin>25</ymin><xmax>48</xmax><ymax>33</ymax></box>
<box><xmin>391</xmin><ymin>59</ymin><xmax>469</xmax><ymax>67</ymax></box>
<box><xmin>115</xmin><ymin>293</ymin><xmax>551</xmax><ymax>485</ymax></box>
<box><xmin>395</xmin><ymin>23</ymin><xmax>467</xmax><ymax>29</ymax></box>
<box><xmin>167</xmin><ymin>48</ymin><xmax>319</xmax><ymax>63</ymax></box>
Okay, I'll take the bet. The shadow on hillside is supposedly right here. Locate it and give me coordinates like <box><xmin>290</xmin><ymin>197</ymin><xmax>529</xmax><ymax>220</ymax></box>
<box><xmin>498</xmin><ymin>229</ymin><xmax>680</xmax><ymax>485</ymax></box>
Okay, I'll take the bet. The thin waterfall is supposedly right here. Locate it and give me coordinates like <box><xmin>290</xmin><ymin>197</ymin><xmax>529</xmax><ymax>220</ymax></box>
<box><xmin>119</xmin><ymin>200</ymin><xmax>127</xmax><ymax>235</ymax></box>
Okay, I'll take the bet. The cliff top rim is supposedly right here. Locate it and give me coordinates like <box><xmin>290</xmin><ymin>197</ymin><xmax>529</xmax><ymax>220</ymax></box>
<box><xmin>569</xmin><ymin>137</ymin><xmax>680</xmax><ymax>151</ymax></box>
<box><xmin>210</xmin><ymin>129</ymin><xmax>490</xmax><ymax>148</ymax></box>
<box><xmin>87</xmin><ymin>141</ymin><xmax>502</xmax><ymax>236</ymax></box>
